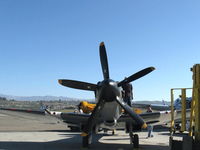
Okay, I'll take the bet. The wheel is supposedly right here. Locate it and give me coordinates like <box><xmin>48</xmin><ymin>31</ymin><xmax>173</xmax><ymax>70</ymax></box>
<box><xmin>112</xmin><ymin>130</ymin><xmax>115</xmax><ymax>135</ymax></box>
<box><xmin>175</xmin><ymin>124</ymin><xmax>181</xmax><ymax>131</ymax></box>
<box><xmin>133</xmin><ymin>134</ymin><xmax>139</xmax><ymax>148</ymax></box>
<box><xmin>103</xmin><ymin>129</ymin><xmax>108</xmax><ymax>134</ymax></box>
<box><xmin>82</xmin><ymin>134</ymin><xmax>92</xmax><ymax>148</ymax></box>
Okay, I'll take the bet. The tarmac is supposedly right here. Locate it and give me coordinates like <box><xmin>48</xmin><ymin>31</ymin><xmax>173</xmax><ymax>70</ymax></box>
<box><xmin>0</xmin><ymin>110</ymin><xmax>173</xmax><ymax>150</ymax></box>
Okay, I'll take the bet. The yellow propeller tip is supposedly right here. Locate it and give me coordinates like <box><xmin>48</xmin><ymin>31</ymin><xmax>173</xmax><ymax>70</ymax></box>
<box><xmin>58</xmin><ymin>80</ymin><xmax>62</xmax><ymax>84</ymax></box>
<box><xmin>81</xmin><ymin>132</ymin><xmax>88</xmax><ymax>137</ymax></box>
<box><xmin>142</xmin><ymin>123</ymin><xmax>147</xmax><ymax>129</ymax></box>
<box><xmin>100</xmin><ymin>42</ymin><xmax>104</xmax><ymax>46</ymax></box>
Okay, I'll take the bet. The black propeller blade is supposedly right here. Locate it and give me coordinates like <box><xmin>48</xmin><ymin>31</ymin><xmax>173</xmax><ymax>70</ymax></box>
<box><xmin>118</xmin><ymin>67</ymin><xmax>155</xmax><ymax>87</ymax></box>
<box><xmin>81</xmin><ymin>92</ymin><xmax>105</xmax><ymax>136</ymax></box>
<box><xmin>58</xmin><ymin>79</ymin><xmax>97</xmax><ymax>91</ymax></box>
<box><xmin>99</xmin><ymin>42</ymin><xmax>110</xmax><ymax>80</ymax></box>
<box><xmin>115</xmin><ymin>97</ymin><xmax>147</xmax><ymax>129</ymax></box>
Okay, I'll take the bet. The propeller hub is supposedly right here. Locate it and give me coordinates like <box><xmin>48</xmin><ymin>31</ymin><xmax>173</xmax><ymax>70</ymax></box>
<box><xmin>97</xmin><ymin>79</ymin><xmax>121</xmax><ymax>102</ymax></box>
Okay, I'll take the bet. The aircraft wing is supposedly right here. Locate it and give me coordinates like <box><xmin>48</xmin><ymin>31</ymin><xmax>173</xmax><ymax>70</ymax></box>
<box><xmin>55</xmin><ymin>111</ymin><xmax>171</xmax><ymax>127</ymax></box>
<box><xmin>118</xmin><ymin>111</ymin><xmax>171</xmax><ymax>125</ymax></box>
<box><xmin>119</xmin><ymin>109</ymin><xmax>191</xmax><ymax>126</ymax></box>
<box><xmin>0</xmin><ymin>107</ymin><xmax>45</xmax><ymax>115</ymax></box>
<box><xmin>133</xmin><ymin>103</ymin><xmax>170</xmax><ymax>111</ymax></box>
<box><xmin>47</xmin><ymin>109</ymin><xmax>190</xmax><ymax>130</ymax></box>
<box><xmin>60</xmin><ymin>112</ymin><xmax>90</xmax><ymax>124</ymax></box>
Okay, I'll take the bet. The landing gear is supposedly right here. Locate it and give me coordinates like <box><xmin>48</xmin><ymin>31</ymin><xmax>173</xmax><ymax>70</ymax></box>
<box><xmin>127</xmin><ymin>122</ymin><xmax>139</xmax><ymax>148</ymax></box>
<box><xmin>129</xmin><ymin>132</ymin><xmax>139</xmax><ymax>148</ymax></box>
<box><xmin>112</xmin><ymin>129</ymin><xmax>115</xmax><ymax>135</ymax></box>
<box><xmin>133</xmin><ymin>134</ymin><xmax>139</xmax><ymax>148</ymax></box>
<box><xmin>82</xmin><ymin>133</ymin><xmax>92</xmax><ymax>148</ymax></box>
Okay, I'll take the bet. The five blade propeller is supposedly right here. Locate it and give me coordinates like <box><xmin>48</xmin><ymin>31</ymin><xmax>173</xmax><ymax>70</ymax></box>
<box><xmin>58</xmin><ymin>42</ymin><xmax>155</xmax><ymax>135</ymax></box>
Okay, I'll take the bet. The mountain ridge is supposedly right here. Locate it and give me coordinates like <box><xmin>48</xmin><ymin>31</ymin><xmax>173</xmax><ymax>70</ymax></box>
<box><xmin>0</xmin><ymin>94</ymin><xmax>85</xmax><ymax>101</ymax></box>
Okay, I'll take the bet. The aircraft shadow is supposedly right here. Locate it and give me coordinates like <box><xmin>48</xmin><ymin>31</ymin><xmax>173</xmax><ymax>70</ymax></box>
<box><xmin>0</xmin><ymin>133</ymin><xmax>169</xmax><ymax>150</ymax></box>
<box><xmin>161</xmin><ymin>132</ymin><xmax>188</xmax><ymax>137</ymax></box>
<box><xmin>153</xmin><ymin>128</ymin><xmax>170</xmax><ymax>133</ymax></box>
<box><xmin>39</xmin><ymin>129</ymin><xmax>70</xmax><ymax>132</ymax></box>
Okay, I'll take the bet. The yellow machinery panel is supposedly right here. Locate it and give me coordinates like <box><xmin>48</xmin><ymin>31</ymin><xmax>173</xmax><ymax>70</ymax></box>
<box><xmin>191</xmin><ymin>64</ymin><xmax>200</xmax><ymax>142</ymax></box>
<box><xmin>170</xmin><ymin>64</ymin><xmax>200</xmax><ymax>143</ymax></box>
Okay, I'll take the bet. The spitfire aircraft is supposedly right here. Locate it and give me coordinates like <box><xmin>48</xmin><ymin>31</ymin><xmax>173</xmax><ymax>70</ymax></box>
<box><xmin>55</xmin><ymin>42</ymin><xmax>170</xmax><ymax>148</ymax></box>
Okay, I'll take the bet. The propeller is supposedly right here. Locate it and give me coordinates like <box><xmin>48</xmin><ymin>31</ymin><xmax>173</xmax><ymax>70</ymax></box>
<box><xmin>118</xmin><ymin>67</ymin><xmax>155</xmax><ymax>87</ymax></box>
<box><xmin>58</xmin><ymin>79</ymin><xmax>97</xmax><ymax>91</ymax></box>
<box><xmin>99</xmin><ymin>42</ymin><xmax>110</xmax><ymax>80</ymax></box>
<box><xmin>59</xmin><ymin>42</ymin><xmax>154</xmax><ymax>136</ymax></box>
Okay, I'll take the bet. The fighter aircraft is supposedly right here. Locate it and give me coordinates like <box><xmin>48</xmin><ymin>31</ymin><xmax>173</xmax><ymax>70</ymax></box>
<box><xmin>55</xmin><ymin>42</ymin><xmax>174</xmax><ymax>148</ymax></box>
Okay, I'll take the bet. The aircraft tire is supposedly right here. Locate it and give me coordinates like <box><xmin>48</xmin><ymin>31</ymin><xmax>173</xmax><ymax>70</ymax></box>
<box><xmin>133</xmin><ymin>134</ymin><xmax>139</xmax><ymax>148</ymax></box>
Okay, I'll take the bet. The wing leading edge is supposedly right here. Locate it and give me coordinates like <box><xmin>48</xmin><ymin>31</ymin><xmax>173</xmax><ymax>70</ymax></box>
<box><xmin>59</xmin><ymin>111</ymin><xmax>171</xmax><ymax>127</ymax></box>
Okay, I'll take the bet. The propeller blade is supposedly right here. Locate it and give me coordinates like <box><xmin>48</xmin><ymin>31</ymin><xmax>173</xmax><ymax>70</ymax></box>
<box><xmin>99</xmin><ymin>42</ymin><xmax>110</xmax><ymax>79</ymax></box>
<box><xmin>115</xmin><ymin>97</ymin><xmax>147</xmax><ymax>129</ymax></box>
<box><xmin>58</xmin><ymin>79</ymin><xmax>97</xmax><ymax>91</ymax></box>
<box><xmin>118</xmin><ymin>67</ymin><xmax>155</xmax><ymax>87</ymax></box>
<box><xmin>81</xmin><ymin>93</ymin><xmax>105</xmax><ymax>136</ymax></box>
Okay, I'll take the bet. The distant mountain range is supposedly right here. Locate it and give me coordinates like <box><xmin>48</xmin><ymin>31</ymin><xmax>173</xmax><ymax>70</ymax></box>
<box><xmin>0</xmin><ymin>94</ymin><xmax>85</xmax><ymax>101</ymax></box>
<box><xmin>0</xmin><ymin>94</ymin><xmax>168</xmax><ymax>104</ymax></box>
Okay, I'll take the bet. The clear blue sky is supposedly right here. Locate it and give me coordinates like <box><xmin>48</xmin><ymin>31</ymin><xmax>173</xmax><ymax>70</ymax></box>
<box><xmin>0</xmin><ymin>0</ymin><xmax>200</xmax><ymax>101</ymax></box>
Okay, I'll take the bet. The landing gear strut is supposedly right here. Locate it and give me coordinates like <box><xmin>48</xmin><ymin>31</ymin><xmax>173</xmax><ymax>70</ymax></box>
<box><xmin>82</xmin><ymin>133</ymin><xmax>92</xmax><ymax>148</ymax></box>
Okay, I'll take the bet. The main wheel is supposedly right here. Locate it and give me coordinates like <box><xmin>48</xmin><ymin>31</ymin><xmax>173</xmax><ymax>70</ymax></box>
<box><xmin>133</xmin><ymin>134</ymin><xmax>139</xmax><ymax>148</ymax></box>
<box><xmin>82</xmin><ymin>134</ymin><xmax>92</xmax><ymax>148</ymax></box>
<box><xmin>112</xmin><ymin>130</ymin><xmax>115</xmax><ymax>135</ymax></box>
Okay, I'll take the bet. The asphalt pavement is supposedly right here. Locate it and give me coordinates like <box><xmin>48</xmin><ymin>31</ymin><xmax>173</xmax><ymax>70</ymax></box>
<box><xmin>0</xmin><ymin>110</ymin><xmax>171</xmax><ymax>150</ymax></box>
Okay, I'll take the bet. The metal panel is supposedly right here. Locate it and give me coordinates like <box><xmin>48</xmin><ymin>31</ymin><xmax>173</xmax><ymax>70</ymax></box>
<box><xmin>181</xmin><ymin>89</ymin><xmax>186</xmax><ymax>132</ymax></box>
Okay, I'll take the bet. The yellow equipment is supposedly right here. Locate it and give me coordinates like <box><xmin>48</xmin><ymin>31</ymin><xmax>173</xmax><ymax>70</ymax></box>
<box><xmin>170</xmin><ymin>88</ymin><xmax>192</xmax><ymax>133</ymax></box>
<box><xmin>170</xmin><ymin>64</ymin><xmax>200</xmax><ymax>150</ymax></box>
<box><xmin>190</xmin><ymin>64</ymin><xmax>200</xmax><ymax>142</ymax></box>
<box><xmin>79</xmin><ymin>101</ymin><xmax>96</xmax><ymax>114</ymax></box>
<box><xmin>79</xmin><ymin>101</ymin><xmax>142</xmax><ymax>114</ymax></box>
